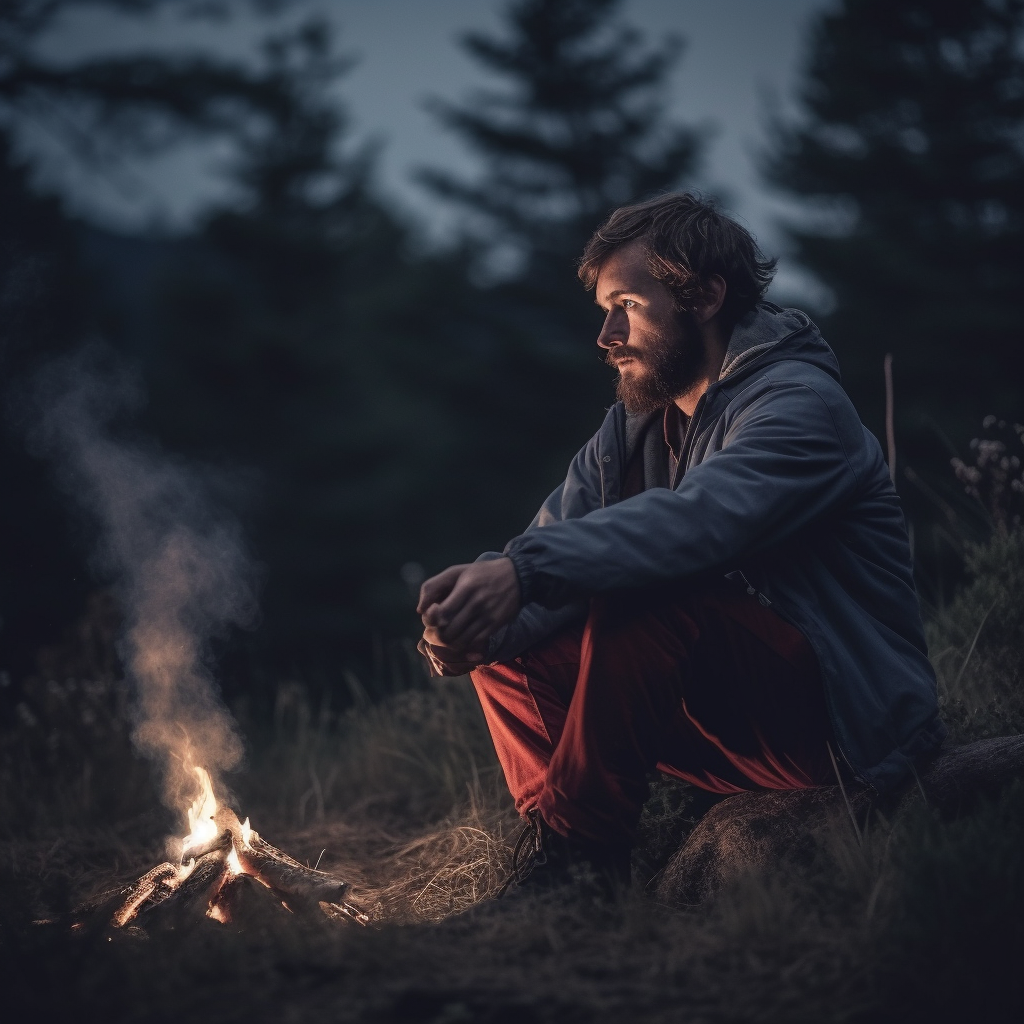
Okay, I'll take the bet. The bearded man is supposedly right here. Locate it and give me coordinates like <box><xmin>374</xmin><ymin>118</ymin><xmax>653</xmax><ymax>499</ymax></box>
<box><xmin>417</xmin><ymin>192</ymin><xmax>944</xmax><ymax>890</ymax></box>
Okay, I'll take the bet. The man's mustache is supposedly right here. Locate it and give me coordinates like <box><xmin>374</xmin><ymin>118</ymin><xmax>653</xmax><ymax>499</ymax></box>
<box><xmin>605</xmin><ymin>346</ymin><xmax>646</xmax><ymax>368</ymax></box>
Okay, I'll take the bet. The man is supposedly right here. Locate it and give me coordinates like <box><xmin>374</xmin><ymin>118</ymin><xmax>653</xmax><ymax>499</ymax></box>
<box><xmin>417</xmin><ymin>192</ymin><xmax>944</xmax><ymax>890</ymax></box>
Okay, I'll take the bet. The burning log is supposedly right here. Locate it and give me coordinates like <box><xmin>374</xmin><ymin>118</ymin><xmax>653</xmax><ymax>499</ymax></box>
<box><xmin>206</xmin><ymin>873</ymin><xmax>250</xmax><ymax>925</ymax></box>
<box><xmin>179</xmin><ymin>828</ymin><xmax>231</xmax><ymax>861</ymax></box>
<box><xmin>215</xmin><ymin>807</ymin><xmax>349</xmax><ymax>906</ymax></box>
<box><xmin>170</xmin><ymin>850</ymin><xmax>232</xmax><ymax>916</ymax></box>
<box><xmin>109</xmin><ymin>862</ymin><xmax>179</xmax><ymax>928</ymax></box>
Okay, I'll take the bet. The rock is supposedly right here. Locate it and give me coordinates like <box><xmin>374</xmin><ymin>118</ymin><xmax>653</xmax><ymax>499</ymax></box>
<box><xmin>918</xmin><ymin>734</ymin><xmax>1024</xmax><ymax>815</ymax></box>
<box><xmin>652</xmin><ymin>735</ymin><xmax>1024</xmax><ymax>908</ymax></box>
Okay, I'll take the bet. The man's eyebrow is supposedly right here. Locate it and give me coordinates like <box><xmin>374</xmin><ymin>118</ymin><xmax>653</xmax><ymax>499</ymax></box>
<box><xmin>595</xmin><ymin>288</ymin><xmax>629</xmax><ymax>307</ymax></box>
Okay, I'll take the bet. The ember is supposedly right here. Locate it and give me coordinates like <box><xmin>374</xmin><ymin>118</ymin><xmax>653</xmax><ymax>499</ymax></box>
<box><xmin>87</xmin><ymin>766</ymin><xmax>369</xmax><ymax>933</ymax></box>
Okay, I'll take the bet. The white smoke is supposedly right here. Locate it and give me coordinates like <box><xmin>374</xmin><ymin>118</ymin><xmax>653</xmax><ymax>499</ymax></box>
<box><xmin>20</xmin><ymin>347</ymin><xmax>257</xmax><ymax>821</ymax></box>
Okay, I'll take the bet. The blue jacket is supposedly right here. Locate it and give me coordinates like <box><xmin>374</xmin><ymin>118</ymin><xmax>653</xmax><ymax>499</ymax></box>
<box><xmin>485</xmin><ymin>303</ymin><xmax>945</xmax><ymax>794</ymax></box>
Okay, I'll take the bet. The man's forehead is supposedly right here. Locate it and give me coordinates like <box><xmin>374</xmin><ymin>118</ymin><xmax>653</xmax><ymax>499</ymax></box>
<box><xmin>595</xmin><ymin>241</ymin><xmax>654</xmax><ymax>294</ymax></box>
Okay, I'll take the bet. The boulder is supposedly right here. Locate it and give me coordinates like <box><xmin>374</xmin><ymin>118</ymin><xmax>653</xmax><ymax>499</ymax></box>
<box><xmin>652</xmin><ymin>735</ymin><xmax>1024</xmax><ymax>908</ymax></box>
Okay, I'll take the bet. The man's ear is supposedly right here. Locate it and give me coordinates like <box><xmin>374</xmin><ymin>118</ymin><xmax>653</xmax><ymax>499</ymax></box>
<box><xmin>693</xmin><ymin>274</ymin><xmax>727</xmax><ymax>324</ymax></box>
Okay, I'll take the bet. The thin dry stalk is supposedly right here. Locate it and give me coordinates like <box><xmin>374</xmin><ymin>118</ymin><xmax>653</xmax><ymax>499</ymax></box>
<box><xmin>952</xmin><ymin>597</ymin><xmax>999</xmax><ymax>692</ymax></box>
<box><xmin>884</xmin><ymin>352</ymin><xmax>896</xmax><ymax>483</ymax></box>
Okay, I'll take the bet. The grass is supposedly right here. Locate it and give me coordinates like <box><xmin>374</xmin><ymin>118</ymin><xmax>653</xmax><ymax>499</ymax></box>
<box><xmin>928</xmin><ymin>530</ymin><xmax>1024</xmax><ymax>742</ymax></box>
<box><xmin>2</xmin><ymin>529</ymin><xmax>1024</xmax><ymax>1022</ymax></box>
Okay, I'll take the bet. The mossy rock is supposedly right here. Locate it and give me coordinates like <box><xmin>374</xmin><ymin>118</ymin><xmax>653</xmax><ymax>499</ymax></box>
<box><xmin>653</xmin><ymin>735</ymin><xmax>1024</xmax><ymax>907</ymax></box>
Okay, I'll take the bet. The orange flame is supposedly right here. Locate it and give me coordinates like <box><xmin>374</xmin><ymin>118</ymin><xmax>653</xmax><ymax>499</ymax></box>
<box><xmin>180</xmin><ymin>765</ymin><xmax>218</xmax><ymax>859</ymax></box>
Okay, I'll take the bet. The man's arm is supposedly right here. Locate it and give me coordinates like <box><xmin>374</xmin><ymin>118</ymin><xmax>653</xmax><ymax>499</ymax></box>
<box><xmin>419</xmin><ymin>382</ymin><xmax>861</xmax><ymax>649</ymax></box>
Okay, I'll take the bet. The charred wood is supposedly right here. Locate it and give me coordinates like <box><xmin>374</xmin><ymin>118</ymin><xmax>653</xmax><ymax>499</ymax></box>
<box><xmin>215</xmin><ymin>807</ymin><xmax>350</xmax><ymax>905</ymax></box>
<box><xmin>140</xmin><ymin>850</ymin><xmax>229</xmax><ymax>928</ymax></box>
<box><xmin>111</xmin><ymin>862</ymin><xmax>179</xmax><ymax>927</ymax></box>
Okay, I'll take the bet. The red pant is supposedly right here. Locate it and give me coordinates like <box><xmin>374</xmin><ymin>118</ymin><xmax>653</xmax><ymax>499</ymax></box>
<box><xmin>470</xmin><ymin>579</ymin><xmax>836</xmax><ymax>847</ymax></box>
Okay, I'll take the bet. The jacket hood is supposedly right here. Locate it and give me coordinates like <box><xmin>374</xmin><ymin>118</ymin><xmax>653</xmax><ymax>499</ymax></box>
<box><xmin>719</xmin><ymin>302</ymin><xmax>841</xmax><ymax>385</ymax></box>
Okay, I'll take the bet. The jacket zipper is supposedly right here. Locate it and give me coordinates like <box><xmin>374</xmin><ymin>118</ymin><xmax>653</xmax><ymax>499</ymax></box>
<box><xmin>602</xmin><ymin>407</ymin><xmax>628</xmax><ymax>507</ymax></box>
<box><xmin>725</xmin><ymin>569</ymin><xmax>773</xmax><ymax>607</ymax></box>
<box><xmin>735</xmin><ymin>569</ymin><xmax>772</xmax><ymax>607</ymax></box>
<box><xmin>673</xmin><ymin>392</ymin><xmax>707</xmax><ymax>489</ymax></box>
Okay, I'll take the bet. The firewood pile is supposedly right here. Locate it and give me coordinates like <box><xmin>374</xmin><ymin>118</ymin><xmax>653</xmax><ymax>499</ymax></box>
<box><xmin>76</xmin><ymin>806</ymin><xmax>370</xmax><ymax>934</ymax></box>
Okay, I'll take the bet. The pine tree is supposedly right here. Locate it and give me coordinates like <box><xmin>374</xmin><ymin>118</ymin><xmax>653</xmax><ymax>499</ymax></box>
<box><xmin>766</xmin><ymin>0</ymin><xmax>1024</xmax><ymax>481</ymax></box>
<box><xmin>422</xmin><ymin>0</ymin><xmax>703</xmax><ymax>337</ymax></box>
<box><xmin>0</xmin><ymin>1</ymin><xmax>334</xmax><ymax>682</ymax></box>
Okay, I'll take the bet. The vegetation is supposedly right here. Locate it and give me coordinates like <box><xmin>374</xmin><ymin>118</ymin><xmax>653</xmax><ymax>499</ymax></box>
<box><xmin>928</xmin><ymin>418</ymin><xmax>1024</xmax><ymax>741</ymax></box>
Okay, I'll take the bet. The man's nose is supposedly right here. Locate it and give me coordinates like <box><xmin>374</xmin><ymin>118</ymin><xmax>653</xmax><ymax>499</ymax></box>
<box><xmin>596</xmin><ymin>308</ymin><xmax>628</xmax><ymax>350</ymax></box>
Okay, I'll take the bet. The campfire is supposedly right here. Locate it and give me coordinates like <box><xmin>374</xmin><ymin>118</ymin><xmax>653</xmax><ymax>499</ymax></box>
<box><xmin>83</xmin><ymin>767</ymin><xmax>369</xmax><ymax>933</ymax></box>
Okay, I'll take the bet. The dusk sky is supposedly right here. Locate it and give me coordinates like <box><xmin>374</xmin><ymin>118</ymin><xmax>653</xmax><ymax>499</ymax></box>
<box><xmin>38</xmin><ymin>0</ymin><xmax>835</xmax><ymax>302</ymax></box>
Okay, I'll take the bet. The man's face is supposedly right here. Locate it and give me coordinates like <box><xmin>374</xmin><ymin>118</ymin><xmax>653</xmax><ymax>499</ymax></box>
<box><xmin>594</xmin><ymin>240</ymin><xmax>706</xmax><ymax>415</ymax></box>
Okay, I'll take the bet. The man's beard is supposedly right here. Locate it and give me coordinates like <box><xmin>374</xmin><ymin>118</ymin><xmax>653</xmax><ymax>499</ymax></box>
<box><xmin>607</xmin><ymin>312</ymin><xmax>707</xmax><ymax>415</ymax></box>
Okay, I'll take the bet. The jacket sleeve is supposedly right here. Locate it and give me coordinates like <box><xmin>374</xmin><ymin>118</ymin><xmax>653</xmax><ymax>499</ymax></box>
<box><xmin>472</xmin><ymin>432</ymin><xmax>607</xmax><ymax>660</ymax></box>
<box><xmin>483</xmin><ymin>599</ymin><xmax>589</xmax><ymax>662</ymax></box>
<box><xmin>505</xmin><ymin>380</ymin><xmax>863</xmax><ymax>608</ymax></box>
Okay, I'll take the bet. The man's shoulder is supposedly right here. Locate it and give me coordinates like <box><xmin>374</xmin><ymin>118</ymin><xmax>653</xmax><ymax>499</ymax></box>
<box><xmin>760</xmin><ymin>357</ymin><xmax>842</xmax><ymax>391</ymax></box>
<box><xmin>752</xmin><ymin>359</ymin><xmax>859</xmax><ymax>424</ymax></box>
<box><xmin>721</xmin><ymin>357</ymin><xmax>875</xmax><ymax>463</ymax></box>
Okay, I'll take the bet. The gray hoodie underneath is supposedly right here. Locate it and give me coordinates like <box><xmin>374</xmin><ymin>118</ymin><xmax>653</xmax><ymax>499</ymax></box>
<box><xmin>482</xmin><ymin>302</ymin><xmax>945</xmax><ymax>795</ymax></box>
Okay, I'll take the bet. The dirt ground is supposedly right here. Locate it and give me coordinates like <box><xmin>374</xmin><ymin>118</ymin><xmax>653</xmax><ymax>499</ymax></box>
<box><xmin>3</xmin><ymin>679</ymin><xmax>1024</xmax><ymax>1023</ymax></box>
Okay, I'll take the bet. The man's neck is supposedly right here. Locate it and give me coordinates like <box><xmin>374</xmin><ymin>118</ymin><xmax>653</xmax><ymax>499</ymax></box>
<box><xmin>673</xmin><ymin>317</ymin><xmax>729</xmax><ymax>417</ymax></box>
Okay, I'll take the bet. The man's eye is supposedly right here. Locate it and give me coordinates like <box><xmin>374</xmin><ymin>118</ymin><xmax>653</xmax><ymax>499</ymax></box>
<box><xmin>622</xmin><ymin>299</ymin><xmax>636</xmax><ymax>309</ymax></box>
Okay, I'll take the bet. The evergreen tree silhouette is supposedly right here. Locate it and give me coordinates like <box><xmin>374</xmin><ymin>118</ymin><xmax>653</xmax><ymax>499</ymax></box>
<box><xmin>766</xmin><ymin>0</ymin><xmax>1024</xmax><ymax>488</ymax></box>
<box><xmin>422</xmin><ymin>0</ymin><xmax>704</xmax><ymax>345</ymax></box>
<box><xmin>0</xmin><ymin>0</ymin><xmax>338</xmax><ymax>684</ymax></box>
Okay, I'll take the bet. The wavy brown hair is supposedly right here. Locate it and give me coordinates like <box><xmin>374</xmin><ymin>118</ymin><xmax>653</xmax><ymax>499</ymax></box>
<box><xmin>578</xmin><ymin>192</ymin><xmax>777</xmax><ymax>329</ymax></box>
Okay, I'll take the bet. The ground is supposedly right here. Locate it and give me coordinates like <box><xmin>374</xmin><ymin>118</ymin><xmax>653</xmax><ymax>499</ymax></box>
<box><xmin>3</xmin><ymin>532</ymin><xmax>1024</xmax><ymax>1022</ymax></box>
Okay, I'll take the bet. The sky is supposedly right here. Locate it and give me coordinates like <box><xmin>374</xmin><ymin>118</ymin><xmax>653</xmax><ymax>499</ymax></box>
<box><xmin>36</xmin><ymin>0</ymin><xmax>835</xmax><ymax>302</ymax></box>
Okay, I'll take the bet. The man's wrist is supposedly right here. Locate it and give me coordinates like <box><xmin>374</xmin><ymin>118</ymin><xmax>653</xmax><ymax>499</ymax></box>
<box><xmin>417</xmin><ymin>638</ymin><xmax>486</xmax><ymax>677</ymax></box>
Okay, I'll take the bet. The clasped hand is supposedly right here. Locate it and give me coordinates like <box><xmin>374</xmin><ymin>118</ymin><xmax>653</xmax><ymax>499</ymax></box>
<box><xmin>417</xmin><ymin>557</ymin><xmax>521</xmax><ymax>675</ymax></box>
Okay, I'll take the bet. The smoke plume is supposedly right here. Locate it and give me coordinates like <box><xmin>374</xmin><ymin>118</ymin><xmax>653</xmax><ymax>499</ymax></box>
<box><xmin>19</xmin><ymin>347</ymin><xmax>257</xmax><ymax>821</ymax></box>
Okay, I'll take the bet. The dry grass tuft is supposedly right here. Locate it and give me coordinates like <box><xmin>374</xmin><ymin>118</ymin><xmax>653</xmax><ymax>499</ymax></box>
<box><xmin>364</xmin><ymin>809</ymin><xmax>517</xmax><ymax>922</ymax></box>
